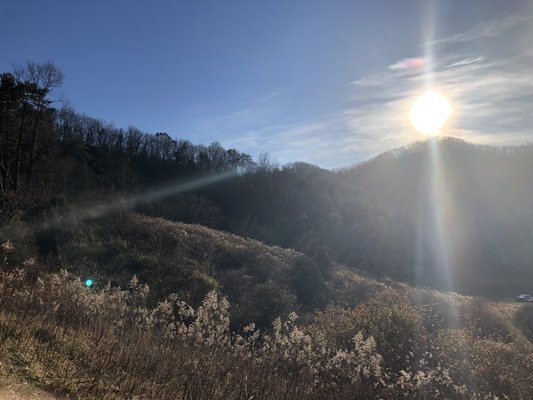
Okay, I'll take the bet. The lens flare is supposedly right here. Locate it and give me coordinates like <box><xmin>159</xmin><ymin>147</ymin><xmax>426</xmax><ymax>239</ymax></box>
<box><xmin>85</xmin><ymin>279</ymin><xmax>93</xmax><ymax>287</ymax></box>
<box><xmin>409</xmin><ymin>91</ymin><xmax>451</xmax><ymax>135</ymax></box>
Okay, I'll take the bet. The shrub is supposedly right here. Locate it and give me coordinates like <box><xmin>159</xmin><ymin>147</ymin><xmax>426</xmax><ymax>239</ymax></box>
<box><xmin>459</xmin><ymin>297</ymin><xmax>515</xmax><ymax>341</ymax></box>
<box><xmin>410</xmin><ymin>288</ymin><xmax>461</xmax><ymax>333</ymax></box>
<box><xmin>309</xmin><ymin>302</ymin><xmax>425</xmax><ymax>372</ymax></box>
<box><xmin>515</xmin><ymin>303</ymin><xmax>533</xmax><ymax>342</ymax></box>
<box><xmin>0</xmin><ymin>268</ymin><xmax>531</xmax><ymax>399</ymax></box>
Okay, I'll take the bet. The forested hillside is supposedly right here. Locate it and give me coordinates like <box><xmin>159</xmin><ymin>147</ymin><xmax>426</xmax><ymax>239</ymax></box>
<box><xmin>0</xmin><ymin>63</ymin><xmax>253</xmax><ymax>221</ymax></box>
<box><xmin>2</xmin><ymin>63</ymin><xmax>533</xmax><ymax>297</ymax></box>
<box><xmin>174</xmin><ymin>139</ymin><xmax>533</xmax><ymax>296</ymax></box>
<box><xmin>1</xmin><ymin>62</ymin><xmax>533</xmax><ymax>399</ymax></box>
<box><xmin>342</xmin><ymin>138</ymin><xmax>533</xmax><ymax>295</ymax></box>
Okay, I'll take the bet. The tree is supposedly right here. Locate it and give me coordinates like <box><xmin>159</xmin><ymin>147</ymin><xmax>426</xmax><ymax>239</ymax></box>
<box><xmin>0</xmin><ymin>73</ymin><xmax>18</xmax><ymax>192</ymax></box>
<box><xmin>257</xmin><ymin>151</ymin><xmax>277</xmax><ymax>171</ymax></box>
<box><xmin>290</xmin><ymin>256</ymin><xmax>326</xmax><ymax>310</ymax></box>
<box><xmin>12</xmin><ymin>62</ymin><xmax>64</xmax><ymax>188</ymax></box>
<box><xmin>206</xmin><ymin>142</ymin><xmax>227</xmax><ymax>171</ymax></box>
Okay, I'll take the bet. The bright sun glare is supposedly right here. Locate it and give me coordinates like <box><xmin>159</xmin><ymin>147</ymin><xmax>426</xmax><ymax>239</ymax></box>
<box><xmin>409</xmin><ymin>91</ymin><xmax>452</xmax><ymax>136</ymax></box>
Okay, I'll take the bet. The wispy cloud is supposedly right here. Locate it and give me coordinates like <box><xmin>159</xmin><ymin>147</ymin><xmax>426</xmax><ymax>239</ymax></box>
<box><xmin>389</xmin><ymin>57</ymin><xmax>426</xmax><ymax>71</ymax></box>
<box><xmin>194</xmin><ymin>14</ymin><xmax>533</xmax><ymax>169</ymax></box>
<box><xmin>339</xmin><ymin>13</ymin><xmax>533</xmax><ymax>165</ymax></box>
<box><xmin>444</xmin><ymin>56</ymin><xmax>484</xmax><ymax>69</ymax></box>
<box><xmin>429</xmin><ymin>15</ymin><xmax>529</xmax><ymax>45</ymax></box>
<box><xmin>222</xmin><ymin>120</ymin><xmax>342</xmax><ymax>167</ymax></box>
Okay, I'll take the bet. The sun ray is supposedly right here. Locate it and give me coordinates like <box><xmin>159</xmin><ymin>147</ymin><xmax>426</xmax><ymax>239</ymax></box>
<box><xmin>12</xmin><ymin>168</ymin><xmax>246</xmax><ymax>237</ymax></box>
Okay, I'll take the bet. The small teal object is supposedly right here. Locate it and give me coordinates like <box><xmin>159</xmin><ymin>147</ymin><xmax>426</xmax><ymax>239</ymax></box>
<box><xmin>85</xmin><ymin>279</ymin><xmax>93</xmax><ymax>287</ymax></box>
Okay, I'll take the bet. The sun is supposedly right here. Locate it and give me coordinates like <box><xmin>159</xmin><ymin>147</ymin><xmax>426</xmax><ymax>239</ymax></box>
<box><xmin>409</xmin><ymin>91</ymin><xmax>452</xmax><ymax>136</ymax></box>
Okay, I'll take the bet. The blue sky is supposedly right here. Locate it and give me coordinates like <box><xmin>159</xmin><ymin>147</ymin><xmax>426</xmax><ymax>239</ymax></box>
<box><xmin>1</xmin><ymin>0</ymin><xmax>532</xmax><ymax>168</ymax></box>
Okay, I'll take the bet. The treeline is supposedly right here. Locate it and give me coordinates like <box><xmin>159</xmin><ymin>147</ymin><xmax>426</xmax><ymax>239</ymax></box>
<box><xmin>0</xmin><ymin>63</ymin><xmax>64</xmax><ymax>194</ymax></box>
<box><xmin>57</xmin><ymin>113</ymin><xmax>253</xmax><ymax>186</ymax></box>
<box><xmin>0</xmin><ymin>62</ymin><xmax>253</xmax><ymax>207</ymax></box>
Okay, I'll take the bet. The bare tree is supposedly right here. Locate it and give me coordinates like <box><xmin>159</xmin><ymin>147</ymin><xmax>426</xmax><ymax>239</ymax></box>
<box><xmin>13</xmin><ymin>62</ymin><xmax>64</xmax><ymax>187</ymax></box>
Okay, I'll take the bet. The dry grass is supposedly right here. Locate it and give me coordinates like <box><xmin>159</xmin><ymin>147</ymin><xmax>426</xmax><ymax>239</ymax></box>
<box><xmin>0</xmin><ymin>267</ymin><xmax>530</xmax><ymax>399</ymax></box>
<box><xmin>1</xmin><ymin>214</ymin><xmax>532</xmax><ymax>398</ymax></box>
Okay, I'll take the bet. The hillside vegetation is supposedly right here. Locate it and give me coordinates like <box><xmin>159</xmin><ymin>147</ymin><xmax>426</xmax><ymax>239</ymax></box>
<box><xmin>1</xmin><ymin>63</ymin><xmax>533</xmax><ymax>398</ymax></box>
<box><xmin>3</xmin><ymin>64</ymin><xmax>533</xmax><ymax>297</ymax></box>
<box><xmin>1</xmin><ymin>213</ymin><xmax>533</xmax><ymax>399</ymax></box>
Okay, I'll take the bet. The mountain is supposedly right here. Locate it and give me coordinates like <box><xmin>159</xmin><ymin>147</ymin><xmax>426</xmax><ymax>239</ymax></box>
<box><xmin>341</xmin><ymin>137</ymin><xmax>533</xmax><ymax>296</ymax></box>
<box><xmin>183</xmin><ymin>137</ymin><xmax>533</xmax><ymax>297</ymax></box>
<box><xmin>3</xmin><ymin>67</ymin><xmax>531</xmax><ymax>296</ymax></box>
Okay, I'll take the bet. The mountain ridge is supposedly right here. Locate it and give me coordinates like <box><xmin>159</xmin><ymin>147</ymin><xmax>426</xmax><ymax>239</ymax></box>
<box><xmin>343</xmin><ymin>136</ymin><xmax>533</xmax><ymax>173</ymax></box>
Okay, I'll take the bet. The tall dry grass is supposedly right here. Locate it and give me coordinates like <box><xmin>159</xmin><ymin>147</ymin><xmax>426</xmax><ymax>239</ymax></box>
<box><xmin>0</xmin><ymin>267</ymin><xmax>531</xmax><ymax>399</ymax></box>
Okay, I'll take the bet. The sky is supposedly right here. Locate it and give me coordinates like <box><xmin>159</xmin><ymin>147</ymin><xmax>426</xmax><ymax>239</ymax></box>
<box><xmin>1</xmin><ymin>0</ymin><xmax>533</xmax><ymax>168</ymax></box>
